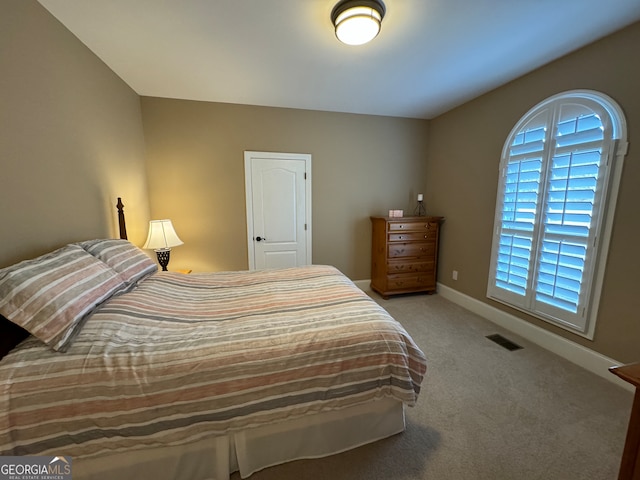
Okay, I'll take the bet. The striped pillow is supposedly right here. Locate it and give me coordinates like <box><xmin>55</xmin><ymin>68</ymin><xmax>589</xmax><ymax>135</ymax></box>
<box><xmin>78</xmin><ymin>239</ymin><xmax>157</xmax><ymax>287</ymax></box>
<box><xmin>0</xmin><ymin>244</ymin><xmax>127</xmax><ymax>351</ymax></box>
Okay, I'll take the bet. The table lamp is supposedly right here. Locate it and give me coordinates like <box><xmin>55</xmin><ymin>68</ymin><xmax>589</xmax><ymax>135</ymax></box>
<box><xmin>142</xmin><ymin>219</ymin><xmax>183</xmax><ymax>271</ymax></box>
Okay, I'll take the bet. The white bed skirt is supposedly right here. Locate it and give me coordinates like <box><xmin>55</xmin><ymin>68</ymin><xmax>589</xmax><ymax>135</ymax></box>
<box><xmin>74</xmin><ymin>398</ymin><xmax>405</xmax><ymax>480</ymax></box>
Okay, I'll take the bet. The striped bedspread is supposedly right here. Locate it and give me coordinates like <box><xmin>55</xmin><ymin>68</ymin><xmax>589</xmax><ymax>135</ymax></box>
<box><xmin>0</xmin><ymin>265</ymin><xmax>427</xmax><ymax>460</ymax></box>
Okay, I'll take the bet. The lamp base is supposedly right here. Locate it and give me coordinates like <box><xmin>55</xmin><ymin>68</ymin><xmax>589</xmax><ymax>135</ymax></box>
<box><xmin>413</xmin><ymin>201</ymin><xmax>426</xmax><ymax>216</ymax></box>
<box><xmin>155</xmin><ymin>249</ymin><xmax>171</xmax><ymax>271</ymax></box>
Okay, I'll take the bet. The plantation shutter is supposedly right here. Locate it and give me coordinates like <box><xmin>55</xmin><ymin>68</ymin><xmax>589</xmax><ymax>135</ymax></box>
<box><xmin>487</xmin><ymin>92</ymin><xmax>624</xmax><ymax>336</ymax></box>
<box><xmin>491</xmin><ymin>110</ymin><xmax>548</xmax><ymax>308</ymax></box>
<box><xmin>532</xmin><ymin>105</ymin><xmax>607</xmax><ymax>326</ymax></box>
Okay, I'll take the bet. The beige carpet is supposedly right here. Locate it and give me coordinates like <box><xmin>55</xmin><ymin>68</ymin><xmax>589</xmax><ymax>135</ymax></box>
<box><xmin>232</xmin><ymin>292</ymin><xmax>633</xmax><ymax>480</ymax></box>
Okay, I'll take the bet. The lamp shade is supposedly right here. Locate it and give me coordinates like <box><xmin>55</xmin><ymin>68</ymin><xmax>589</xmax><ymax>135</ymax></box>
<box><xmin>142</xmin><ymin>219</ymin><xmax>184</xmax><ymax>251</ymax></box>
<box><xmin>331</xmin><ymin>0</ymin><xmax>386</xmax><ymax>46</ymax></box>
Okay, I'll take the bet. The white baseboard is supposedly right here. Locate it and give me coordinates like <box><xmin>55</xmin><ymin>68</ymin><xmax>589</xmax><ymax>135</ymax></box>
<box><xmin>436</xmin><ymin>283</ymin><xmax>632</xmax><ymax>392</ymax></box>
<box><xmin>353</xmin><ymin>279</ymin><xmax>370</xmax><ymax>291</ymax></box>
<box><xmin>354</xmin><ymin>278</ymin><xmax>630</xmax><ymax>391</ymax></box>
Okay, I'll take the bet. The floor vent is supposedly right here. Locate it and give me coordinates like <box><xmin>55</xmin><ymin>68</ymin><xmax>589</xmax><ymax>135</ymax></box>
<box><xmin>486</xmin><ymin>334</ymin><xmax>523</xmax><ymax>351</ymax></box>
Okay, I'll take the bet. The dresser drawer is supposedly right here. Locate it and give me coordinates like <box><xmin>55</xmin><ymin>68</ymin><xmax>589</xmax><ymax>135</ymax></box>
<box><xmin>388</xmin><ymin>243</ymin><xmax>435</xmax><ymax>259</ymax></box>
<box><xmin>388</xmin><ymin>231</ymin><xmax>437</xmax><ymax>242</ymax></box>
<box><xmin>386</xmin><ymin>273</ymin><xmax>436</xmax><ymax>291</ymax></box>
<box><xmin>387</xmin><ymin>261</ymin><xmax>434</xmax><ymax>274</ymax></box>
<box><xmin>388</xmin><ymin>221</ymin><xmax>439</xmax><ymax>232</ymax></box>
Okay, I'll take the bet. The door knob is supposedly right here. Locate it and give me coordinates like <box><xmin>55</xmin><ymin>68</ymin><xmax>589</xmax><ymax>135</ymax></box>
<box><xmin>256</xmin><ymin>236</ymin><xmax>265</xmax><ymax>242</ymax></box>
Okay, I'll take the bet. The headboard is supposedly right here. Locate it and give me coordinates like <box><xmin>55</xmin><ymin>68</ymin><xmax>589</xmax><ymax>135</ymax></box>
<box><xmin>1</xmin><ymin>198</ymin><xmax>129</xmax><ymax>360</ymax></box>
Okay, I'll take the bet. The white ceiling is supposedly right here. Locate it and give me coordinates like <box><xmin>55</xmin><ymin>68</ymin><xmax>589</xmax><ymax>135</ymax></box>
<box><xmin>38</xmin><ymin>0</ymin><xmax>640</xmax><ymax>120</ymax></box>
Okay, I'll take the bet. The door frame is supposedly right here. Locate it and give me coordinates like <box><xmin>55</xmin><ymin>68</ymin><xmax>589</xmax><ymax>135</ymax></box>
<box><xmin>244</xmin><ymin>151</ymin><xmax>312</xmax><ymax>270</ymax></box>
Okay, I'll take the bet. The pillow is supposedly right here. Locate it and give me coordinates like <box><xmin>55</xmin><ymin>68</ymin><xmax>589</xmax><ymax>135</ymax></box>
<box><xmin>0</xmin><ymin>244</ymin><xmax>127</xmax><ymax>352</ymax></box>
<box><xmin>78</xmin><ymin>239</ymin><xmax>157</xmax><ymax>286</ymax></box>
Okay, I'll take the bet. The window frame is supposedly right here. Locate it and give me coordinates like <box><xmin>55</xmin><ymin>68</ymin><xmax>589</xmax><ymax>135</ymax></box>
<box><xmin>487</xmin><ymin>90</ymin><xmax>628</xmax><ymax>339</ymax></box>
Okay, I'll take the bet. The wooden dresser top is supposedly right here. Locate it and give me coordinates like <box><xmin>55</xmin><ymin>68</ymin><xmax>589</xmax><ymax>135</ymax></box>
<box><xmin>610</xmin><ymin>362</ymin><xmax>640</xmax><ymax>388</ymax></box>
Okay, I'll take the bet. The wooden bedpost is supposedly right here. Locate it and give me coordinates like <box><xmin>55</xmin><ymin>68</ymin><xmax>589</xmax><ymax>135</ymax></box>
<box><xmin>117</xmin><ymin>197</ymin><xmax>128</xmax><ymax>240</ymax></box>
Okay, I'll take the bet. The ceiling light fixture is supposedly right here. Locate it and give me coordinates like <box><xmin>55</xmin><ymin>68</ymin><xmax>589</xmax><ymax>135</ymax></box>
<box><xmin>331</xmin><ymin>0</ymin><xmax>386</xmax><ymax>46</ymax></box>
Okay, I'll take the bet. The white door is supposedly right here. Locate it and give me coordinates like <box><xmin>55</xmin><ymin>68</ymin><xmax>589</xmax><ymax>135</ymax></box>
<box><xmin>244</xmin><ymin>151</ymin><xmax>312</xmax><ymax>270</ymax></box>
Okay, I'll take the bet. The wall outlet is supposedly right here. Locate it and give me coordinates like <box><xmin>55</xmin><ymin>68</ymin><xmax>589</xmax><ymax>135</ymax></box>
<box><xmin>452</xmin><ymin>270</ymin><xmax>458</xmax><ymax>281</ymax></box>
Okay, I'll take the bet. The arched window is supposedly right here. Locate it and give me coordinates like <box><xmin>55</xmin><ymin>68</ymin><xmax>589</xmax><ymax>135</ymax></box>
<box><xmin>487</xmin><ymin>90</ymin><xmax>628</xmax><ymax>338</ymax></box>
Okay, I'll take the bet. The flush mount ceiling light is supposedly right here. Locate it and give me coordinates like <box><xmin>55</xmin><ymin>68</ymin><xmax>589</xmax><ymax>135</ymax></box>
<box><xmin>331</xmin><ymin>0</ymin><xmax>386</xmax><ymax>46</ymax></box>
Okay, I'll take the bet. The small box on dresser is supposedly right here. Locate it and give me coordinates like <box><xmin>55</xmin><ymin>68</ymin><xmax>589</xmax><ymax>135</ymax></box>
<box><xmin>370</xmin><ymin>216</ymin><xmax>444</xmax><ymax>299</ymax></box>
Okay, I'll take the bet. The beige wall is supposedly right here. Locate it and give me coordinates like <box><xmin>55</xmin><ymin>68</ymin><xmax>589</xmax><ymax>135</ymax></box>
<box><xmin>0</xmin><ymin>0</ymin><xmax>150</xmax><ymax>268</ymax></box>
<box><xmin>5</xmin><ymin>1</ymin><xmax>636</xmax><ymax>363</ymax></box>
<box><xmin>140</xmin><ymin>98</ymin><xmax>429</xmax><ymax>279</ymax></box>
<box><xmin>426</xmin><ymin>21</ymin><xmax>640</xmax><ymax>362</ymax></box>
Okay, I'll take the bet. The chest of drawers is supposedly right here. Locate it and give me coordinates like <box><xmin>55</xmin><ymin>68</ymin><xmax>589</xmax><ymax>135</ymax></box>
<box><xmin>370</xmin><ymin>216</ymin><xmax>443</xmax><ymax>298</ymax></box>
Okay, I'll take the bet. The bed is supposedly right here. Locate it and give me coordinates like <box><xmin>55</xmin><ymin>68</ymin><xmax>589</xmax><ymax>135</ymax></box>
<box><xmin>0</xmin><ymin>199</ymin><xmax>427</xmax><ymax>479</ymax></box>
